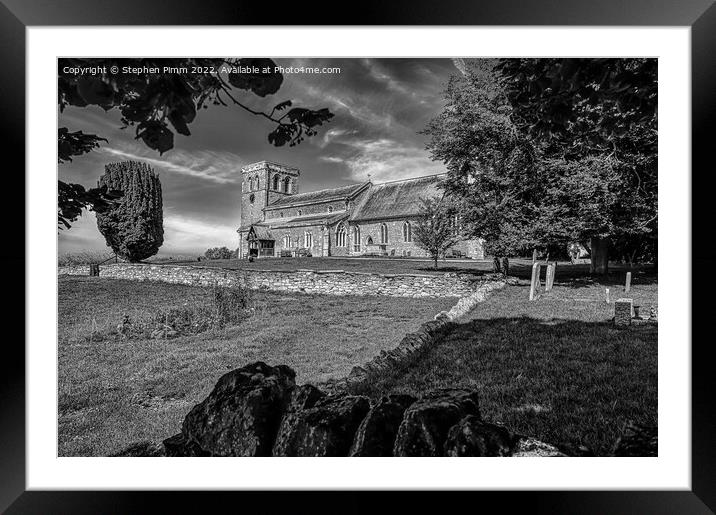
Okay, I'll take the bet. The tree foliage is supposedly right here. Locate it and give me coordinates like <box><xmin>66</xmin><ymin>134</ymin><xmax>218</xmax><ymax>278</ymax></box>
<box><xmin>204</xmin><ymin>247</ymin><xmax>236</xmax><ymax>260</ymax></box>
<box><xmin>423</xmin><ymin>59</ymin><xmax>657</xmax><ymax>270</ymax></box>
<box><xmin>412</xmin><ymin>197</ymin><xmax>462</xmax><ymax>269</ymax></box>
<box><xmin>58</xmin><ymin>58</ymin><xmax>334</xmax><ymax>227</ymax></box>
<box><xmin>421</xmin><ymin>60</ymin><xmax>544</xmax><ymax>257</ymax></box>
<box><xmin>95</xmin><ymin>161</ymin><xmax>164</xmax><ymax>262</ymax></box>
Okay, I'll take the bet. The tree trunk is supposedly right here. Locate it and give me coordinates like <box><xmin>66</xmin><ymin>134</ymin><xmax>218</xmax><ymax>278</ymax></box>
<box><xmin>589</xmin><ymin>237</ymin><xmax>609</xmax><ymax>275</ymax></box>
<box><xmin>434</xmin><ymin>253</ymin><xmax>439</xmax><ymax>269</ymax></box>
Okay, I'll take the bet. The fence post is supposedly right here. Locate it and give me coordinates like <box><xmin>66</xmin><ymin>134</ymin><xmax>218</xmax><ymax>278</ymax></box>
<box><xmin>529</xmin><ymin>262</ymin><xmax>541</xmax><ymax>301</ymax></box>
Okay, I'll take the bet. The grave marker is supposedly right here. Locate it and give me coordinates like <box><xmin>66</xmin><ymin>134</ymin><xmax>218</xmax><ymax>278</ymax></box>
<box><xmin>529</xmin><ymin>262</ymin><xmax>541</xmax><ymax>301</ymax></box>
<box><xmin>605</xmin><ymin>288</ymin><xmax>611</xmax><ymax>304</ymax></box>
<box><xmin>625</xmin><ymin>271</ymin><xmax>632</xmax><ymax>293</ymax></box>
<box><xmin>615</xmin><ymin>298</ymin><xmax>633</xmax><ymax>326</ymax></box>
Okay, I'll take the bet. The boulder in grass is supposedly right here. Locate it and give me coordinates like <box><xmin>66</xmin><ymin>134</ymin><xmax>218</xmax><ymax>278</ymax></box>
<box><xmin>274</xmin><ymin>394</ymin><xmax>370</xmax><ymax>457</ymax></box>
<box><xmin>393</xmin><ymin>389</ymin><xmax>481</xmax><ymax>457</ymax></box>
<box><xmin>181</xmin><ymin>361</ymin><xmax>296</xmax><ymax>456</ymax></box>
<box><xmin>349</xmin><ymin>394</ymin><xmax>417</xmax><ymax>457</ymax></box>
<box><xmin>163</xmin><ymin>432</ymin><xmax>210</xmax><ymax>457</ymax></box>
<box><xmin>444</xmin><ymin>415</ymin><xmax>516</xmax><ymax>456</ymax></box>
<box><xmin>511</xmin><ymin>437</ymin><xmax>567</xmax><ymax>457</ymax></box>
<box><xmin>272</xmin><ymin>384</ymin><xmax>326</xmax><ymax>456</ymax></box>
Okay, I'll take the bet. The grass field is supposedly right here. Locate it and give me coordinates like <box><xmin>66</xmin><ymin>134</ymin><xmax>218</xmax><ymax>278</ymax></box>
<box><xmin>348</xmin><ymin>276</ymin><xmax>658</xmax><ymax>456</ymax></box>
<box><xmin>58</xmin><ymin>276</ymin><xmax>454</xmax><ymax>456</ymax></box>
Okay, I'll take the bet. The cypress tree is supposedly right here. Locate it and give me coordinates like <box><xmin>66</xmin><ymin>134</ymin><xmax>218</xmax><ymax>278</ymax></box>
<box><xmin>96</xmin><ymin>161</ymin><xmax>164</xmax><ymax>262</ymax></box>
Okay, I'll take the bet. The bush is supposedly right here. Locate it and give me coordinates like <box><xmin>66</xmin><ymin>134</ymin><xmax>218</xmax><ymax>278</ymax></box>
<box><xmin>204</xmin><ymin>247</ymin><xmax>236</xmax><ymax>260</ymax></box>
<box><xmin>95</xmin><ymin>161</ymin><xmax>164</xmax><ymax>262</ymax></box>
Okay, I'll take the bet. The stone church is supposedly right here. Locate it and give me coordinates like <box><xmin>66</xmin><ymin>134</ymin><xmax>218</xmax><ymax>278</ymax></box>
<box><xmin>237</xmin><ymin>161</ymin><xmax>484</xmax><ymax>259</ymax></box>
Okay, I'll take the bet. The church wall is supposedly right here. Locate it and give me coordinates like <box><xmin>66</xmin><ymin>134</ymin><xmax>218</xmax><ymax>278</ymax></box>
<box><xmin>265</xmin><ymin>199</ymin><xmax>348</xmax><ymax>220</ymax></box>
<box><xmin>350</xmin><ymin>220</ymin><xmax>431</xmax><ymax>258</ymax></box>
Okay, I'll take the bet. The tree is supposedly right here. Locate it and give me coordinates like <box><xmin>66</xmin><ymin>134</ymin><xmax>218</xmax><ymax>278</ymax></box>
<box><xmin>58</xmin><ymin>58</ymin><xmax>334</xmax><ymax>228</ymax></box>
<box><xmin>423</xmin><ymin>59</ymin><xmax>657</xmax><ymax>275</ymax></box>
<box><xmin>421</xmin><ymin>60</ymin><xmax>547</xmax><ymax>265</ymax></box>
<box><xmin>204</xmin><ymin>247</ymin><xmax>235</xmax><ymax>260</ymax></box>
<box><xmin>412</xmin><ymin>197</ymin><xmax>462</xmax><ymax>269</ymax></box>
<box><xmin>497</xmin><ymin>58</ymin><xmax>658</xmax><ymax>273</ymax></box>
<box><xmin>95</xmin><ymin>161</ymin><xmax>163</xmax><ymax>262</ymax></box>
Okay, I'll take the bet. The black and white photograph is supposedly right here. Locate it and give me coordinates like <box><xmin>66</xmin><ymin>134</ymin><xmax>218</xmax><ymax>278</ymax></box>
<box><xmin>56</xmin><ymin>56</ymin><xmax>659</xmax><ymax>459</ymax></box>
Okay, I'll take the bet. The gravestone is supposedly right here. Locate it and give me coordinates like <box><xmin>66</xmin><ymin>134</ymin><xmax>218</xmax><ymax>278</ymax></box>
<box><xmin>625</xmin><ymin>272</ymin><xmax>632</xmax><ymax>293</ymax></box>
<box><xmin>529</xmin><ymin>262</ymin><xmax>541</xmax><ymax>301</ymax></box>
<box><xmin>89</xmin><ymin>264</ymin><xmax>100</xmax><ymax>276</ymax></box>
<box><xmin>614</xmin><ymin>298</ymin><xmax>633</xmax><ymax>326</ymax></box>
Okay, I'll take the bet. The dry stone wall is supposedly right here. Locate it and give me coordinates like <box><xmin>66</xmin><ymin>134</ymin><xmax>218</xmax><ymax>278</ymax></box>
<box><xmin>57</xmin><ymin>263</ymin><xmax>489</xmax><ymax>298</ymax></box>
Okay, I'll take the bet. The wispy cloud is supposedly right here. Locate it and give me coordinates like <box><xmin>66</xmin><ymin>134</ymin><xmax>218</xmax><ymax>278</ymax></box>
<box><xmin>100</xmin><ymin>144</ymin><xmax>246</xmax><ymax>184</ymax></box>
<box><xmin>163</xmin><ymin>215</ymin><xmax>238</xmax><ymax>252</ymax></box>
<box><xmin>339</xmin><ymin>138</ymin><xmax>443</xmax><ymax>182</ymax></box>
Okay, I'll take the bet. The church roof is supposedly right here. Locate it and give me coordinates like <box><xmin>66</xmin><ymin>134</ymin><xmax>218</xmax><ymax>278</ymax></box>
<box><xmin>266</xmin><ymin>182</ymin><xmax>369</xmax><ymax>209</ymax></box>
<box><xmin>350</xmin><ymin>174</ymin><xmax>446</xmax><ymax>221</ymax></box>
<box><xmin>267</xmin><ymin>211</ymin><xmax>348</xmax><ymax>229</ymax></box>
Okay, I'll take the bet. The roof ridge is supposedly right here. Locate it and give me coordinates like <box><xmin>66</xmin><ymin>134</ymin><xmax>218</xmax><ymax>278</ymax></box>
<box><xmin>373</xmin><ymin>173</ymin><xmax>447</xmax><ymax>186</ymax></box>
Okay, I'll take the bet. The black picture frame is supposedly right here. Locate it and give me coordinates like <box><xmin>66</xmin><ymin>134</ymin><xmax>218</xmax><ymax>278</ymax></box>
<box><xmin>4</xmin><ymin>0</ymin><xmax>713</xmax><ymax>512</ymax></box>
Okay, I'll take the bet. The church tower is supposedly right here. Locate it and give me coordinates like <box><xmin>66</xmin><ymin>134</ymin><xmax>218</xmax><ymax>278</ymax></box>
<box><xmin>240</xmin><ymin>161</ymin><xmax>300</xmax><ymax>227</ymax></box>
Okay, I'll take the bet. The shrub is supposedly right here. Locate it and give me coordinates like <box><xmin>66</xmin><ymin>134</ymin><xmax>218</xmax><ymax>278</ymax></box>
<box><xmin>204</xmin><ymin>247</ymin><xmax>235</xmax><ymax>260</ymax></box>
<box><xmin>58</xmin><ymin>250</ymin><xmax>115</xmax><ymax>266</ymax></box>
<box><xmin>95</xmin><ymin>161</ymin><xmax>164</xmax><ymax>262</ymax></box>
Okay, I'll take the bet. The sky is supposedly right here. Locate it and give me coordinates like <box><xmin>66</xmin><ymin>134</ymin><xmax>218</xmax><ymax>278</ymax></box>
<box><xmin>58</xmin><ymin>58</ymin><xmax>464</xmax><ymax>256</ymax></box>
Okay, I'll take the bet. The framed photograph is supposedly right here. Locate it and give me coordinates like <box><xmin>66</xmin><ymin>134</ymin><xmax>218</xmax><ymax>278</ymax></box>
<box><xmin>5</xmin><ymin>0</ymin><xmax>713</xmax><ymax>511</ymax></box>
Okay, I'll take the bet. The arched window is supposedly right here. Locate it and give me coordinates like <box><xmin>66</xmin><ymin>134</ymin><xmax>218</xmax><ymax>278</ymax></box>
<box><xmin>280</xmin><ymin>212</ymin><xmax>284</xmax><ymax>218</ymax></box>
<box><xmin>367</xmin><ymin>236</ymin><xmax>373</xmax><ymax>245</ymax></box>
<box><xmin>352</xmin><ymin>226</ymin><xmax>361</xmax><ymax>252</ymax></box>
<box><xmin>327</xmin><ymin>205</ymin><xmax>333</xmax><ymax>213</ymax></box>
<box><xmin>403</xmin><ymin>221</ymin><xmax>412</xmax><ymax>242</ymax></box>
<box><xmin>304</xmin><ymin>231</ymin><xmax>313</xmax><ymax>249</ymax></box>
<box><xmin>297</xmin><ymin>210</ymin><xmax>302</xmax><ymax>216</ymax></box>
<box><xmin>336</xmin><ymin>224</ymin><xmax>347</xmax><ymax>247</ymax></box>
<box><xmin>380</xmin><ymin>223</ymin><xmax>388</xmax><ymax>244</ymax></box>
<box><xmin>283</xmin><ymin>177</ymin><xmax>291</xmax><ymax>194</ymax></box>
<box><xmin>272</xmin><ymin>175</ymin><xmax>280</xmax><ymax>191</ymax></box>
<box><xmin>283</xmin><ymin>235</ymin><xmax>291</xmax><ymax>248</ymax></box>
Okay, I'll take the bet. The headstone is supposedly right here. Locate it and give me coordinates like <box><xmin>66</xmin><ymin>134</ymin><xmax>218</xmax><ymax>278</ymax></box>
<box><xmin>545</xmin><ymin>263</ymin><xmax>555</xmax><ymax>292</ymax></box>
<box><xmin>625</xmin><ymin>272</ymin><xmax>632</xmax><ymax>293</ymax></box>
<box><xmin>605</xmin><ymin>288</ymin><xmax>611</xmax><ymax>304</ymax></box>
<box><xmin>614</xmin><ymin>298</ymin><xmax>633</xmax><ymax>326</ymax></box>
<box><xmin>529</xmin><ymin>262</ymin><xmax>541</xmax><ymax>301</ymax></box>
<box><xmin>501</xmin><ymin>257</ymin><xmax>509</xmax><ymax>277</ymax></box>
<box><xmin>549</xmin><ymin>262</ymin><xmax>557</xmax><ymax>290</ymax></box>
<box><xmin>89</xmin><ymin>264</ymin><xmax>100</xmax><ymax>276</ymax></box>
<box><xmin>532</xmin><ymin>248</ymin><xmax>538</xmax><ymax>264</ymax></box>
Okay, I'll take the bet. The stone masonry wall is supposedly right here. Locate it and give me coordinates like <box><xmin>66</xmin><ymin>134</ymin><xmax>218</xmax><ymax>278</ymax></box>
<box><xmin>57</xmin><ymin>263</ymin><xmax>488</xmax><ymax>298</ymax></box>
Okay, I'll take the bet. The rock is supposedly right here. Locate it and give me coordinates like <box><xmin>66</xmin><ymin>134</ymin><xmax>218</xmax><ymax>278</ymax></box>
<box><xmin>612</xmin><ymin>423</ymin><xmax>657</xmax><ymax>457</ymax></box>
<box><xmin>112</xmin><ymin>441</ymin><xmax>166</xmax><ymax>457</ymax></box>
<box><xmin>511</xmin><ymin>437</ymin><xmax>567</xmax><ymax>457</ymax></box>
<box><xmin>274</xmin><ymin>394</ymin><xmax>370</xmax><ymax>456</ymax></box>
<box><xmin>162</xmin><ymin>432</ymin><xmax>210</xmax><ymax>457</ymax></box>
<box><xmin>349</xmin><ymin>394</ymin><xmax>416</xmax><ymax>456</ymax></box>
<box><xmin>181</xmin><ymin>361</ymin><xmax>296</xmax><ymax>456</ymax></box>
<box><xmin>393</xmin><ymin>389</ymin><xmax>481</xmax><ymax>457</ymax></box>
<box><xmin>272</xmin><ymin>384</ymin><xmax>326</xmax><ymax>456</ymax></box>
<box><xmin>444</xmin><ymin>416</ymin><xmax>516</xmax><ymax>456</ymax></box>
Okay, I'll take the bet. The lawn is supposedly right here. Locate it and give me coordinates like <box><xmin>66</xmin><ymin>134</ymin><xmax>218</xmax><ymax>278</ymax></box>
<box><xmin>347</xmin><ymin>275</ymin><xmax>658</xmax><ymax>456</ymax></box>
<box><xmin>58</xmin><ymin>276</ymin><xmax>455</xmax><ymax>456</ymax></box>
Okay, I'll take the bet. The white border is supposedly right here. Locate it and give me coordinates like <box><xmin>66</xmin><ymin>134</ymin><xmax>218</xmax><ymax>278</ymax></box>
<box><xmin>28</xmin><ymin>27</ymin><xmax>691</xmax><ymax>490</ymax></box>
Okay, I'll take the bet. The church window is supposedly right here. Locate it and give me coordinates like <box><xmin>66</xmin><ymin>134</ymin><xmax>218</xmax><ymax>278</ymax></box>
<box><xmin>380</xmin><ymin>223</ymin><xmax>388</xmax><ymax>244</ymax></box>
<box><xmin>283</xmin><ymin>177</ymin><xmax>292</xmax><ymax>193</ymax></box>
<box><xmin>336</xmin><ymin>224</ymin><xmax>347</xmax><ymax>247</ymax></box>
<box><xmin>304</xmin><ymin>231</ymin><xmax>313</xmax><ymax>248</ymax></box>
<box><xmin>367</xmin><ymin>236</ymin><xmax>373</xmax><ymax>245</ymax></box>
<box><xmin>327</xmin><ymin>205</ymin><xmax>333</xmax><ymax>213</ymax></box>
<box><xmin>403</xmin><ymin>221</ymin><xmax>412</xmax><ymax>242</ymax></box>
<box><xmin>283</xmin><ymin>235</ymin><xmax>291</xmax><ymax>248</ymax></box>
<box><xmin>249</xmin><ymin>193</ymin><xmax>255</xmax><ymax>204</ymax></box>
<box><xmin>352</xmin><ymin>226</ymin><xmax>360</xmax><ymax>252</ymax></box>
<box><xmin>272</xmin><ymin>175</ymin><xmax>280</xmax><ymax>190</ymax></box>
<box><xmin>297</xmin><ymin>210</ymin><xmax>302</xmax><ymax>216</ymax></box>
<box><xmin>280</xmin><ymin>212</ymin><xmax>284</xmax><ymax>218</ymax></box>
